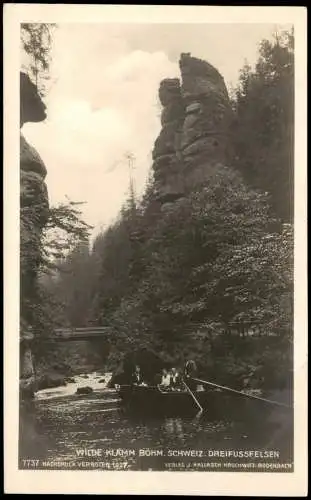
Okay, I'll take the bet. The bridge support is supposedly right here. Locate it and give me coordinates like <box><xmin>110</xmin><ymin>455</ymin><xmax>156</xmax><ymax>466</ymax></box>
<box><xmin>20</xmin><ymin>330</ymin><xmax>35</xmax><ymax>400</ymax></box>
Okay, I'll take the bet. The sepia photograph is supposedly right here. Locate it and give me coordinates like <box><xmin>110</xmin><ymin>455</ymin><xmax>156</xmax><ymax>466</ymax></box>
<box><xmin>4</xmin><ymin>4</ymin><xmax>307</xmax><ymax>496</ymax></box>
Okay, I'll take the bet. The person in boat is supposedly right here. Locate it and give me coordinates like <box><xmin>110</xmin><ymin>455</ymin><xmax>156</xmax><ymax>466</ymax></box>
<box><xmin>158</xmin><ymin>368</ymin><xmax>171</xmax><ymax>389</ymax></box>
<box><xmin>183</xmin><ymin>360</ymin><xmax>198</xmax><ymax>391</ymax></box>
<box><xmin>130</xmin><ymin>365</ymin><xmax>146</xmax><ymax>386</ymax></box>
<box><xmin>184</xmin><ymin>360</ymin><xmax>197</xmax><ymax>379</ymax></box>
<box><xmin>169</xmin><ymin>367</ymin><xmax>183</xmax><ymax>391</ymax></box>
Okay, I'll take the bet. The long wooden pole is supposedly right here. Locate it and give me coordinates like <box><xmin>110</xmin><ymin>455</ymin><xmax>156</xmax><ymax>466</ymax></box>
<box><xmin>191</xmin><ymin>377</ymin><xmax>292</xmax><ymax>409</ymax></box>
<box><xmin>183</xmin><ymin>380</ymin><xmax>203</xmax><ymax>413</ymax></box>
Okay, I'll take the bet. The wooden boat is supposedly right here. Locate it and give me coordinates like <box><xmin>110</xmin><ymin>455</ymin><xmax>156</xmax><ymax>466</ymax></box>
<box><xmin>116</xmin><ymin>383</ymin><xmax>256</xmax><ymax>418</ymax></box>
<box><xmin>115</xmin><ymin>381</ymin><xmax>293</xmax><ymax>422</ymax></box>
<box><xmin>116</xmin><ymin>384</ymin><xmax>205</xmax><ymax>415</ymax></box>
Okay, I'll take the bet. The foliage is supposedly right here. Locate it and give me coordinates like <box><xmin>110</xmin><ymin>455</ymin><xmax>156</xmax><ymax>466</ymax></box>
<box><xmin>115</xmin><ymin>166</ymin><xmax>292</xmax><ymax>341</ymax></box>
<box><xmin>21</xmin><ymin>23</ymin><xmax>56</xmax><ymax>95</ymax></box>
<box><xmin>21</xmin><ymin>196</ymin><xmax>92</xmax><ymax>335</ymax></box>
<box><xmin>231</xmin><ymin>29</ymin><xmax>294</xmax><ymax>222</ymax></box>
<box><xmin>42</xmin><ymin>160</ymin><xmax>293</xmax><ymax>388</ymax></box>
<box><xmin>41</xmin><ymin>200</ymin><xmax>93</xmax><ymax>271</ymax></box>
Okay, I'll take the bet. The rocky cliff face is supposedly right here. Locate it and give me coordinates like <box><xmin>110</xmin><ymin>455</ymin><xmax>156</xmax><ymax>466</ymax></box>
<box><xmin>152</xmin><ymin>53</ymin><xmax>233</xmax><ymax>207</ymax></box>
<box><xmin>20</xmin><ymin>72</ymin><xmax>49</xmax><ymax>397</ymax></box>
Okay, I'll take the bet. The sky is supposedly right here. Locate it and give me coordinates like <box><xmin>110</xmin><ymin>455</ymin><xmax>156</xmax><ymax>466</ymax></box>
<box><xmin>21</xmin><ymin>23</ymin><xmax>290</xmax><ymax>237</ymax></box>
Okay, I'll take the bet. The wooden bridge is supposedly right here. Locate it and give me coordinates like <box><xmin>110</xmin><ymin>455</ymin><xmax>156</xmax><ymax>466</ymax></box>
<box><xmin>24</xmin><ymin>320</ymin><xmax>273</xmax><ymax>344</ymax></box>
<box><xmin>29</xmin><ymin>327</ymin><xmax>112</xmax><ymax>343</ymax></box>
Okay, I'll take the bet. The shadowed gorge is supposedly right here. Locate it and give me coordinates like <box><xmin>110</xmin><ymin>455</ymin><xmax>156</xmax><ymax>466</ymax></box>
<box><xmin>35</xmin><ymin>51</ymin><xmax>293</xmax><ymax>400</ymax></box>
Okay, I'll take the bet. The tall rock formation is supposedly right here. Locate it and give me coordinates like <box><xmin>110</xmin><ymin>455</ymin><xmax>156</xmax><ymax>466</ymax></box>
<box><xmin>20</xmin><ymin>72</ymin><xmax>49</xmax><ymax>398</ymax></box>
<box><xmin>152</xmin><ymin>78</ymin><xmax>185</xmax><ymax>204</ymax></box>
<box><xmin>152</xmin><ymin>53</ymin><xmax>233</xmax><ymax>207</ymax></box>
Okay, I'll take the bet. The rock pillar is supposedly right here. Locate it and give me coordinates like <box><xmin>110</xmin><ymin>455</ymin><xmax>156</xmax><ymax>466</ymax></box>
<box><xmin>152</xmin><ymin>53</ymin><xmax>233</xmax><ymax>208</ymax></box>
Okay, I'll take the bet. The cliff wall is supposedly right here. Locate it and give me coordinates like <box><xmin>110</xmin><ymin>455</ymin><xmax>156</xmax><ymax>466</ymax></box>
<box><xmin>20</xmin><ymin>72</ymin><xmax>49</xmax><ymax>397</ymax></box>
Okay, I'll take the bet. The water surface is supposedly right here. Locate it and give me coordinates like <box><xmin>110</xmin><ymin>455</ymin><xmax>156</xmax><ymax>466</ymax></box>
<box><xmin>19</xmin><ymin>372</ymin><xmax>293</xmax><ymax>472</ymax></box>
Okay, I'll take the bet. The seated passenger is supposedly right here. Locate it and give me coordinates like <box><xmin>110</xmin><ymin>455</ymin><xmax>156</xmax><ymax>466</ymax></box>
<box><xmin>170</xmin><ymin>367</ymin><xmax>183</xmax><ymax>390</ymax></box>
<box><xmin>159</xmin><ymin>368</ymin><xmax>171</xmax><ymax>389</ymax></box>
<box><xmin>131</xmin><ymin>365</ymin><xmax>145</xmax><ymax>386</ymax></box>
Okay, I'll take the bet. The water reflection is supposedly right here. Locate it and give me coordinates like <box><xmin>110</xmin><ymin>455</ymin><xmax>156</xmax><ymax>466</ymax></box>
<box><xmin>162</xmin><ymin>417</ymin><xmax>185</xmax><ymax>443</ymax></box>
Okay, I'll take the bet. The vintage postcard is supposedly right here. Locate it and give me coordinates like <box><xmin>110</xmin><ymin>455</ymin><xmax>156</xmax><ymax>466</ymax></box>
<box><xmin>4</xmin><ymin>4</ymin><xmax>308</xmax><ymax>496</ymax></box>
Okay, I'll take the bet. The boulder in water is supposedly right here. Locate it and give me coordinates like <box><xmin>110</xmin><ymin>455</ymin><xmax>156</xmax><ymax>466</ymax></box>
<box><xmin>64</xmin><ymin>377</ymin><xmax>75</xmax><ymax>384</ymax></box>
<box><xmin>76</xmin><ymin>386</ymin><xmax>93</xmax><ymax>395</ymax></box>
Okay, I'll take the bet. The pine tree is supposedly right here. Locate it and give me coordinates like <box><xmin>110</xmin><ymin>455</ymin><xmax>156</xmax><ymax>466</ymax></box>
<box><xmin>21</xmin><ymin>23</ymin><xmax>56</xmax><ymax>95</ymax></box>
<box><xmin>231</xmin><ymin>29</ymin><xmax>294</xmax><ymax>222</ymax></box>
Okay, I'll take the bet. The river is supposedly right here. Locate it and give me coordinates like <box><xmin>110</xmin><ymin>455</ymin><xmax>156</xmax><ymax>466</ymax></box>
<box><xmin>19</xmin><ymin>371</ymin><xmax>293</xmax><ymax>472</ymax></box>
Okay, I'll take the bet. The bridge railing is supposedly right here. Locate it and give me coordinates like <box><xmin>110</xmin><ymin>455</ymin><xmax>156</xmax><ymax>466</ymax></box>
<box><xmin>32</xmin><ymin>327</ymin><xmax>113</xmax><ymax>342</ymax></box>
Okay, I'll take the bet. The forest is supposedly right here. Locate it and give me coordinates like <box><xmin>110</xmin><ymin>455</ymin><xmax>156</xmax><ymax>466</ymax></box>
<box><xmin>21</xmin><ymin>26</ymin><xmax>294</xmax><ymax>392</ymax></box>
